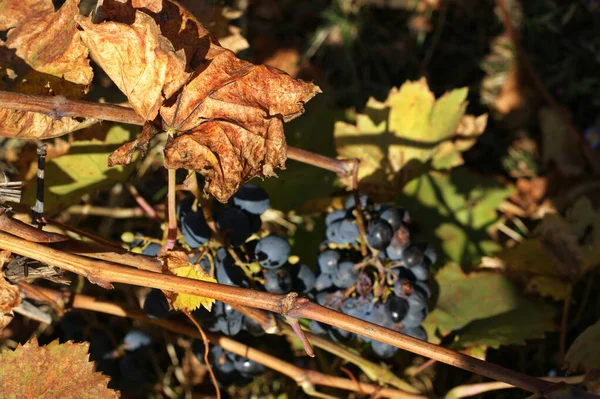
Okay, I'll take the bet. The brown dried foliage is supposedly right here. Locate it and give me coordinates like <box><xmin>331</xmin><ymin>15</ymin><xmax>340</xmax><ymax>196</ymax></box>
<box><xmin>87</xmin><ymin>0</ymin><xmax>320</xmax><ymax>201</ymax></box>
<box><xmin>1</xmin><ymin>0</ymin><xmax>92</xmax><ymax>85</ymax></box>
<box><xmin>0</xmin><ymin>337</ymin><xmax>119</xmax><ymax>398</ymax></box>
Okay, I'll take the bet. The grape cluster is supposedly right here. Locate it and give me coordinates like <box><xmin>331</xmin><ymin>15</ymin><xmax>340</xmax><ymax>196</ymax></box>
<box><xmin>177</xmin><ymin>184</ymin><xmax>315</xmax><ymax>335</ymax></box>
<box><xmin>311</xmin><ymin>195</ymin><xmax>433</xmax><ymax>358</ymax></box>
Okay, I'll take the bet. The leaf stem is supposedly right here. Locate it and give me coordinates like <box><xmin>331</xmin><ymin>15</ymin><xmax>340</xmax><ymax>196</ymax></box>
<box><xmin>163</xmin><ymin>168</ymin><xmax>178</xmax><ymax>252</ymax></box>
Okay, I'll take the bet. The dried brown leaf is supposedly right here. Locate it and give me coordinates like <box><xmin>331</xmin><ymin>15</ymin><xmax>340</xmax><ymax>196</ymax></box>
<box><xmin>0</xmin><ymin>107</ymin><xmax>92</xmax><ymax>139</ymax></box>
<box><xmin>77</xmin><ymin>11</ymin><xmax>189</xmax><ymax>120</ymax></box>
<box><xmin>0</xmin><ymin>0</ymin><xmax>53</xmax><ymax>31</ymax></box>
<box><xmin>164</xmin><ymin>119</ymin><xmax>286</xmax><ymax>202</ymax></box>
<box><xmin>2</xmin><ymin>0</ymin><xmax>93</xmax><ymax>85</ymax></box>
<box><xmin>108</xmin><ymin>122</ymin><xmax>158</xmax><ymax>166</ymax></box>
<box><xmin>0</xmin><ymin>337</ymin><xmax>119</xmax><ymax>398</ymax></box>
<box><xmin>84</xmin><ymin>0</ymin><xmax>319</xmax><ymax>201</ymax></box>
<box><xmin>0</xmin><ymin>266</ymin><xmax>21</xmax><ymax>330</ymax></box>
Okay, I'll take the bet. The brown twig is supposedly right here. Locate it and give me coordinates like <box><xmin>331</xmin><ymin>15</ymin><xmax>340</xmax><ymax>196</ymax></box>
<box><xmin>0</xmin><ymin>231</ymin><xmax>585</xmax><ymax>399</ymax></box>
<box><xmin>0</xmin><ymin>91</ymin><xmax>356</xmax><ymax>180</ymax></box>
<box><xmin>126</xmin><ymin>183</ymin><xmax>161</xmax><ymax>221</ymax></box>
<box><xmin>21</xmin><ymin>284</ymin><xmax>421</xmax><ymax>399</ymax></box>
<box><xmin>162</xmin><ymin>168</ymin><xmax>178</xmax><ymax>252</ymax></box>
<box><xmin>66</xmin><ymin>204</ymin><xmax>150</xmax><ymax>218</ymax></box>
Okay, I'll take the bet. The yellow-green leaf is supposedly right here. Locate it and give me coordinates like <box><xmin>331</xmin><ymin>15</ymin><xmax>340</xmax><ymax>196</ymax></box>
<box><xmin>22</xmin><ymin>124</ymin><xmax>138</xmax><ymax>214</ymax></box>
<box><xmin>171</xmin><ymin>265</ymin><xmax>217</xmax><ymax>312</ymax></box>
<box><xmin>334</xmin><ymin>78</ymin><xmax>486</xmax><ymax>196</ymax></box>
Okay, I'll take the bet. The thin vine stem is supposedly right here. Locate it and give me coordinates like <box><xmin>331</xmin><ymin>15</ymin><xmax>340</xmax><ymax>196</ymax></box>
<box><xmin>0</xmin><ymin>91</ymin><xmax>354</xmax><ymax>180</ymax></box>
<box><xmin>0</xmin><ymin>230</ymin><xmax>584</xmax><ymax>399</ymax></box>
<box><xmin>20</xmin><ymin>284</ymin><xmax>421</xmax><ymax>399</ymax></box>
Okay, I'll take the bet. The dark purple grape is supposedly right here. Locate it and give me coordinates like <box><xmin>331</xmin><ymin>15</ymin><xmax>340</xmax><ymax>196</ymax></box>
<box><xmin>338</xmin><ymin>219</ymin><xmax>360</xmax><ymax>243</ymax></box>
<box><xmin>325</xmin><ymin>209</ymin><xmax>347</xmax><ymax>226</ymax></box>
<box><xmin>365</xmin><ymin>303</ymin><xmax>394</xmax><ymax>329</ymax></box>
<box><xmin>317</xmin><ymin>250</ymin><xmax>340</xmax><ymax>273</ymax></box>
<box><xmin>243</xmin><ymin>317</ymin><xmax>264</xmax><ymax>336</ymax></box>
<box><xmin>263</xmin><ymin>268</ymin><xmax>292</xmax><ymax>294</ymax></box>
<box><xmin>332</xmin><ymin>260</ymin><xmax>358</xmax><ymax>288</ymax></box>
<box><xmin>407</xmin><ymin>289</ymin><xmax>428</xmax><ymax>312</ymax></box>
<box><xmin>315</xmin><ymin>272</ymin><xmax>333</xmax><ymax>291</ymax></box>
<box><xmin>309</xmin><ymin>320</ymin><xmax>328</xmax><ymax>335</ymax></box>
<box><xmin>143</xmin><ymin>289</ymin><xmax>170</xmax><ymax>319</ymax></box>
<box><xmin>366</xmin><ymin>219</ymin><xmax>393</xmax><ymax>250</ymax></box>
<box><xmin>400</xmin><ymin>307</ymin><xmax>427</xmax><ymax>328</ymax></box>
<box><xmin>214</xmin><ymin>301</ymin><xmax>244</xmax><ymax>336</ymax></box>
<box><xmin>247</xmin><ymin>212</ymin><xmax>262</xmax><ymax>234</ymax></box>
<box><xmin>215</xmin><ymin>248</ymin><xmax>246</xmax><ymax>287</ymax></box>
<box><xmin>291</xmin><ymin>263</ymin><xmax>316</xmax><ymax>292</ymax></box>
<box><xmin>371</xmin><ymin>340</ymin><xmax>398</xmax><ymax>358</ymax></box>
<box><xmin>409</xmin><ymin>260</ymin><xmax>430</xmax><ymax>281</ymax></box>
<box><xmin>181</xmin><ymin>210</ymin><xmax>212</xmax><ymax>248</ymax></box>
<box><xmin>217</xmin><ymin>207</ymin><xmax>251</xmax><ymax>247</ymax></box>
<box><xmin>387</xmin><ymin>296</ymin><xmax>409</xmax><ymax>322</ymax></box>
<box><xmin>141</xmin><ymin>242</ymin><xmax>161</xmax><ymax>256</ymax></box>
<box><xmin>423</xmin><ymin>244</ymin><xmax>437</xmax><ymax>264</ymax></box>
<box><xmin>232</xmin><ymin>184</ymin><xmax>270</xmax><ymax>215</ymax></box>
<box><xmin>414</xmin><ymin>281</ymin><xmax>431</xmax><ymax>299</ymax></box>
<box><xmin>326</xmin><ymin>220</ymin><xmax>344</xmax><ymax>244</ymax></box>
<box><xmin>123</xmin><ymin>330</ymin><xmax>152</xmax><ymax>351</ymax></box>
<box><xmin>233</xmin><ymin>355</ymin><xmax>266</xmax><ymax>377</ymax></box>
<box><xmin>386</xmin><ymin>239</ymin><xmax>408</xmax><ymax>261</ymax></box>
<box><xmin>254</xmin><ymin>235</ymin><xmax>291</xmax><ymax>269</ymax></box>
<box><xmin>402</xmin><ymin>326</ymin><xmax>427</xmax><ymax>341</ymax></box>
<box><xmin>402</xmin><ymin>245</ymin><xmax>425</xmax><ymax>268</ymax></box>
<box><xmin>344</xmin><ymin>195</ymin><xmax>373</xmax><ymax>210</ymax></box>
<box><xmin>356</xmin><ymin>272</ymin><xmax>374</xmax><ymax>296</ymax></box>
<box><xmin>379</xmin><ymin>207</ymin><xmax>403</xmax><ymax>232</ymax></box>
<box><xmin>341</xmin><ymin>297</ymin><xmax>371</xmax><ymax>319</ymax></box>
<box><xmin>328</xmin><ymin>326</ymin><xmax>354</xmax><ymax>342</ymax></box>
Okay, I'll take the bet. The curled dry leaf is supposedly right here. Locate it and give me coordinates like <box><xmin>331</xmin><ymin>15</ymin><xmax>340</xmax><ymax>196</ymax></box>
<box><xmin>0</xmin><ymin>107</ymin><xmax>91</xmax><ymax>139</ymax></box>
<box><xmin>79</xmin><ymin>0</ymin><xmax>320</xmax><ymax>201</ymax></box>
<box><xmin>0</xmin><ymin>337</ymin><xmax>119</xmax><ymax>398</ymax></box>
<box><xmin>0</xmin><ymin>251</ymin><xmax>21</xmax><ymax>329</ymax></box>
<box><xmin>77</xmin><ymin>11</ymin><xmax>188</xmax><ymax>121</ymax></box>
<box><xmin>1</xmin><ymin>0</ymin><xmax>93</xmax><ymax>85</ymax></box>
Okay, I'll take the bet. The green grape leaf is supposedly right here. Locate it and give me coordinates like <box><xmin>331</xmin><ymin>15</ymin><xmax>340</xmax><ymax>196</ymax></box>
<box><xmin>334</xmin><ymin>78</ymin><xmax>487</xmax><ymax>198</ymax></box>
<box><xmin>498</xmin><ymin>197</ymin><xmax>600</xmax><ymax>301</ymax></box>
<box><xmin>400</xmin><ymin>169</ymin><xmax>514</xmax><ymax>265</ymax></box>
<box><xmin>423</xmin><ymin>263</ymin><xmax>556</xmax><ymax>353</ymax></box>
<box><xmin>22</xmin><ymin>124</ymin><xmax>138</xmax><ymax>214</ymax></box>
<box><xmin>0</xmin><ymin>337</ymin><xmax>119</xmax><ymax>398</ymax></box>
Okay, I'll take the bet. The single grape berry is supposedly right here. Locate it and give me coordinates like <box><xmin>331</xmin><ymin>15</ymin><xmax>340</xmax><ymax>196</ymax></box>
<box><xmin>402</xmin><ymin>326</ymin><xmax>427</xmax><ymax>341</ymax></box>
<box><xmin>318</xmin><ymin>249</ymin><xmax>341</xmax><ymax>273</ymax></box>
<box><xmin>314</xmin><ymin>272</ymin><xmax>333</xmax><ymax>291</ymax></box>
<box><xmin>366</xmin><ymin>219</ymin><xmax>393</xmax><ymax>250</ymax></box>
<box><xmin>263</xmin><ymin>268</ymin><xmax>292</xmax><ymax>294</ymax></box>
<box><xmin>291</xmin><ymin>263</ymin><xmax>316</xmax><ymax>292</ymax></box>
<box><xmin>254</xmin><ymin>235</ymin><xmax>291</xmax><ymax>269</ymax></box>
<box><xmin>344</xmin><ymin>195</ymin><xmax>373</xmax><ymax>210</ymax></box>
<box><xmin>402</xmin><ymin>245</ymin><xmax>425</xmax><ymax>268</ymax></box>
<box><xmin>181</xmin><ymin>210</ymin><xmax>212</xmax><ymax>248</ymax></box>
<box><xmin>143</xmin><ymin>289</ymin><xmax>170</xmax><ymax>319</ymax></box>
<box><xmin>216</xmin><ymin>207</ymin><xmax>251</xmax><ymax>247</ymax></box>
<box><xmin>332</xmin><ymin>260</ymin><xmax>358</xmax><ymax>288</ymax></box>
<box><xmin>141</xmin><ymin>242</ymin><xmax>161</xmax><ymax>257</ymax></box>
<box><xmin>387</xmin><ymin>295</ymin><xmax>409</xmax><ymax>322</ymax></box>
<box><xmin>379</xmin><ymin>207</ymin><xmax>403</xmax><ymax>232</ymax></box>
<box><xmin>123</xmin><ymin>330</ymin><xmax>152</xmax><ymax>351</ymax></box>
<box><xmin>325</xmin><ymin>209</ymin><xmax>347</xmax><ymax>226</ymax></box>
<box><xmin>215</xmin><ymin>248</ymin><xmax>247</xmax><ymax>287</ymax></box>
<box><xmin>371</xmin><ymin>339</ymin><xmax>398</xmax><ymax>358</ymax></box>
<box><xmin>232</xmin><ymin>184</ymin><xmax>270</xmax><ymax>215</ymax></box>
